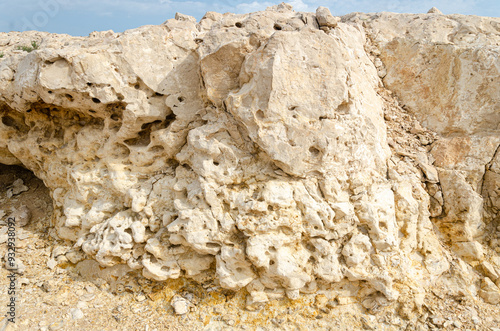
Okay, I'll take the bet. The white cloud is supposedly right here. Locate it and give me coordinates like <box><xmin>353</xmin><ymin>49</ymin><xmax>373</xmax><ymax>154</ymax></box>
<box><xmin>288</xmin><ymin>0</ymin><xmax>315</xmax><ymax>12</ymax></box>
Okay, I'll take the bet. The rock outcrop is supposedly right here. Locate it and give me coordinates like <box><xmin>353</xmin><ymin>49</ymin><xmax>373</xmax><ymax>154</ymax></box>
<box><xmin>0</xmin><ymin>3</ymin><xmax>499</xmax><ymax>310</ymax></box>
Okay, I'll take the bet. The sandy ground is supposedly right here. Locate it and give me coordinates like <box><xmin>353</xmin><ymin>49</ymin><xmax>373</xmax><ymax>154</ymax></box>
<box><xmin>1</xmin><ymin>164</ymin><xmax>500</xmax><ymax>331</ymax></box>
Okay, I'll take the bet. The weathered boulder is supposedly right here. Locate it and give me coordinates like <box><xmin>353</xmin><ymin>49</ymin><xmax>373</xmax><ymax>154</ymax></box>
<box><xmin>0</xmin><ymin>4</ymin><xmax>499</xmax><ymax>309</ymax></box>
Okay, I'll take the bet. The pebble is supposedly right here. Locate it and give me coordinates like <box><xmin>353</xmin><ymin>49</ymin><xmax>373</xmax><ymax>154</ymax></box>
<box><xmin>65</xmin><ymin>249</ymin><xmax>85</xmax><ymax>264</ymax></box>
<box><xmin>52</xmin><ymin>246</ymin><xmax>67</xmax><ymax>258</ymax></box>
<box><xmin>48</xmin><ymin>320</ymin><xmax>64</xmax><ymax>331</ymax></box>
<box><xmin>7</xmin><ymin>178</ymin><xmax>28</xmax><ymax>198</ymax></box>
<box><xmin>41</xmin><ymin>280</ymin><xmax>55</xmax><ymax>293</ymax></box>
<box><xmin>431</xmin><ymin>316</ymin><xmax>445</xmax><ymax>326</ymax></box>
<box><xmin>223</xmin><ymin>315</ymin><xmax>236</xmax><ymax>326</ymax></box>
<box><xmin>70</xmin><ymin>308</ymin><xmax>84</xmax><ymax>320</ymax></box>
<box><xmin>314</xmin><ymin>294</ymin><xmax>328</xmax><ymax>308</ymax></box>
<box><xmin>46</xmin><ymin>258</ymin><xmax>57</xmax><ymax>270</ymax></box>
<box><xmin>315</xmin><ymin>6</ymin><xmax>338</xmax><ymax>28</ymax></box>
<box><xmin>4</xmin><ymin>255</ymin><xmax>26</xmax><ymax>274</ymax></box>
<box><xmin>79</xmin><ymin>293</ymin><xmax>96</xmax><ymax>302</ymax></box>
<box><xmin>171</xmin><ymin>296</ymin><xmax>190</xmax><ymax>315</ymax></box>
<box><xmin>10</xmin><ymin>205</ymin><xmax>31</xmax><ymax>227</ymax></box>
<box><xmin>56</xmin><ymin>255</ymin><xmax>68</xmax><ymax>264</ymax></box>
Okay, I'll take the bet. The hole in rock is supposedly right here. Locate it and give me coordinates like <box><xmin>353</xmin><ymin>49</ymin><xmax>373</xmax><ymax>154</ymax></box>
<box><xmin>182</xmin><ymin>164</ymin><xmax>192</xmax><ymax>171</ymax></box>
<box><xmin>1</xmin><ymin>116</ymin><xmax>16</xmax><ymax>127</ymax></box>
<box><xmin>235</xmin><ymin>22</ymin><xmax>243</xmax><ymax>28</ymax></box>
<box><xmin>273</xmin><ymin>23</ymin><xmax>282</xmax><ymax>30</ymax></box>
<box><xmin>141</xmin><ymin>120</ymin><xmax>162</xmax><ymax>130</ymax></box>
<box><xmin>256</xmin><ymin>109</ymin><xmax>265</xmax><ymax>119</ymax></box>
<box><xmin>306</xmin><ymin>243</ymin><xmax>315</xmax><ymax>252</ymax></box>
<box><xmin>309</xmin><ymin>146</ymin><xmax>320</xmax><ymax>157</ymax></box>
<box><xmin>126</xmin><ymin>118</ymin><xmax>173</xmax><ymax>147</ymax></box>
<box><xmin>0</xmin><ymin>163</ymin><xmax>53</xmax><ymax>235</ymax></box>
<box><xmin>278</xmin><ymin>226</ymin><xmax>293</xmax><ymax>236</ymax></box>
<box><xmin>0</xmin><ymin>111</ymin><xmax>28</xmax><ymax>133</ymax></box>
<box><xmin>92</xmin><ymin>98</ymin><xmax>101</xmax><ymax>104</ymax></box>
<box><xmin>149</xmin><ymin>145</ymin><xmax>164</xmax><ymax>153</ymax></box>
<box><xmin>165</xmin><ymin>113</ymin><xmax>176</xmax><ymax>125</ymax></box>
<box><xmin>112</xmin><ymin>144</ymin><xmax>131</xmax><ymax>158</ymax></box>
<box><xmin>336</xmin><ymin>101</ymin><xmax>350</xmax><ymax>115</ymax></box>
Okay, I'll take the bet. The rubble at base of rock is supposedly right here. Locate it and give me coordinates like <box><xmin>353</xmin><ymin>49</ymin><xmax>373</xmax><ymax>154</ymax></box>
<box><xmin>0</xmin><ymin>2</ymin><xmax>499</xmax><ymax>316</ymax></box>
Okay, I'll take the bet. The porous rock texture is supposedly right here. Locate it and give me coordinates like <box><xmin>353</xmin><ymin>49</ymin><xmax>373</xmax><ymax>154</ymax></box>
<box><xmin>0</xmin><ymin>2</ymin><xmax>499</xmax><ymax>311</ymax></box>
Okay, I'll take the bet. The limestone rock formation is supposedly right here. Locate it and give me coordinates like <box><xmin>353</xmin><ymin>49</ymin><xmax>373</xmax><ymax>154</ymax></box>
<box><xmin>0</xmin><ymin>3</ymin><xmax>499</xmax><ymax>311</ymax></box>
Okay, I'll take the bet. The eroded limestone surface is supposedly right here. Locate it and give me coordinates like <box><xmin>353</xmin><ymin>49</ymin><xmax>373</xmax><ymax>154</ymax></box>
<box><xmin>0</xmin><ymin>3</ymin><xmax>499</xmax><ymax>310</ymax></box>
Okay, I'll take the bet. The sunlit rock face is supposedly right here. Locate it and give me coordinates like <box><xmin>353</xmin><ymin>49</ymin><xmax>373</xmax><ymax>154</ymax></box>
<box><xmin>1</xmin><ymin>3</ymin><xmax>499</xmax><ymax>308</ymax></box>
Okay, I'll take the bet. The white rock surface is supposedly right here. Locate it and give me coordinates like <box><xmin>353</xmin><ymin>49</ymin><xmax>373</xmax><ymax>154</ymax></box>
<box><xmin>0</xmin><ymin>4</ymin><xmax>499</xmax><ymax>309</ymax></box>
<box><xmin>171</xmin><ymin>295</ymin><xmax>190</xmax><ymax>315</ymax></box>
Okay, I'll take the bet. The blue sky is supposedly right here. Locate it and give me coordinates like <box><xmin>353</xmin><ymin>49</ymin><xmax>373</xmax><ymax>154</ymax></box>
<box><xmin>1</xmin><ymin>0</ymin><xmax>498</xmax><ymax>36</ymax></box>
